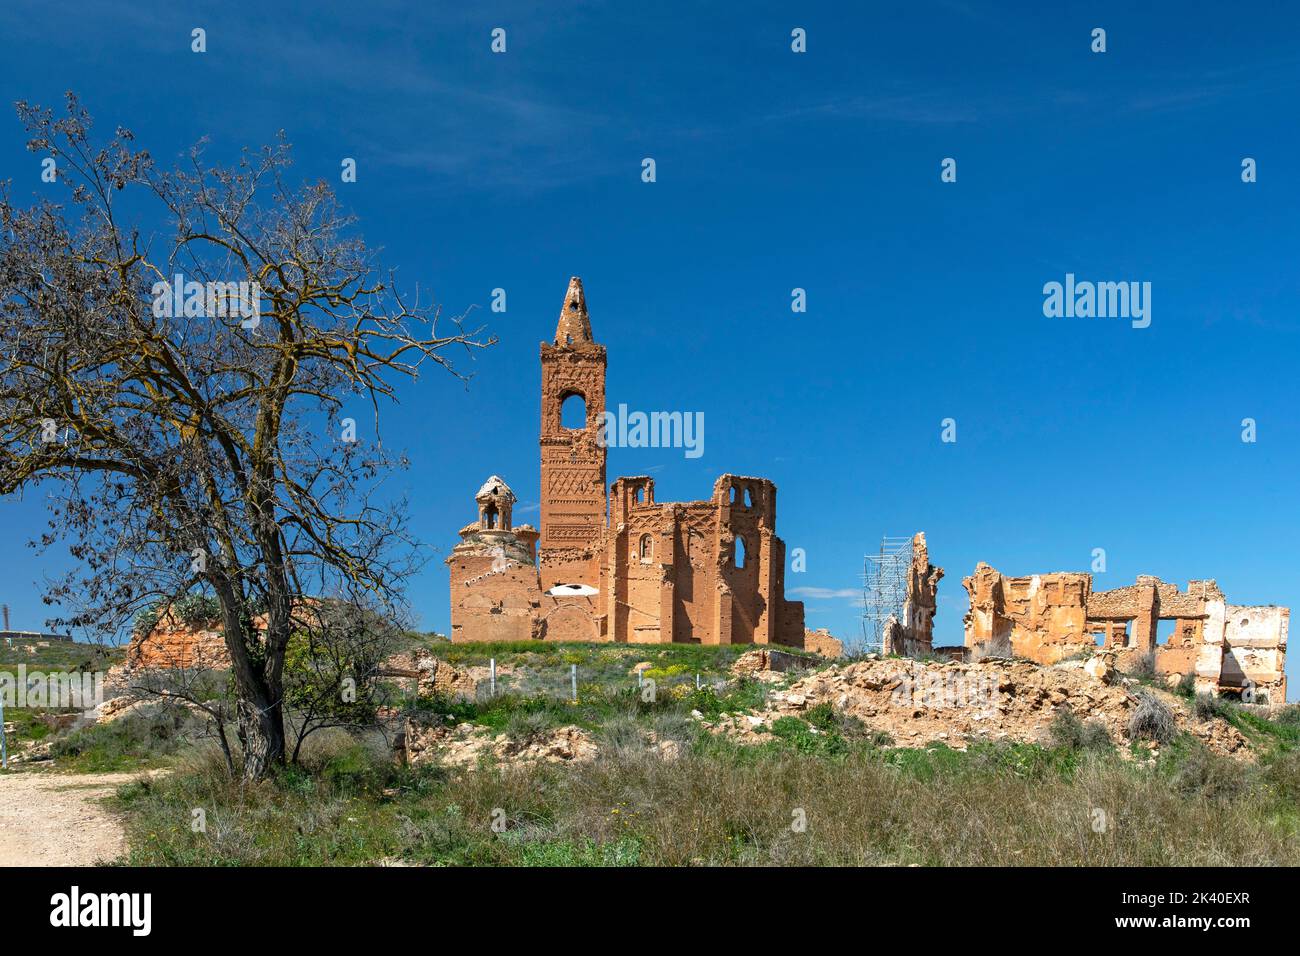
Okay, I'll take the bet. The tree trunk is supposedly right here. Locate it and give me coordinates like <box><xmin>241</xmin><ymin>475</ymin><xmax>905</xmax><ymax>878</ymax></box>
<box><xmin>211</xmin><ymin>574</ymin><xmax>288</xmax><ymax>781</ymax></box>
<box><xmin>237</xmin><ymin>691</ymin><xmax>285</xmax><ymax>780</ymax></box>
<box><xmin>212</xmin><ymin>715</ymin><xmax>236</xmax><ymax>779</ymax></box>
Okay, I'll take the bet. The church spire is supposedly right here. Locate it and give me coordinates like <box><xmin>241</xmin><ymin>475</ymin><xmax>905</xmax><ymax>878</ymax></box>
<box><xmin>554</xmin><ymin>276</ymin><xmax>593</xmax><ymax>346</ymax></box>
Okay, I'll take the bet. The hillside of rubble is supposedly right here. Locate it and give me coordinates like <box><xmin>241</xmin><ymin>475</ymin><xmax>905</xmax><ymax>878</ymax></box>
<box><xmin>10</xmin><ymin>638</ymin><xmax>1300</xmax><ymax>866</ymax></box>
<box><xmin>707</xmin><ymin>652</ymin><xmax>1256</xmax><ymax>759</ymax></box>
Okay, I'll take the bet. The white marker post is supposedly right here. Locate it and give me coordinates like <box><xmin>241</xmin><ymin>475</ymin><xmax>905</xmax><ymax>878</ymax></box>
<box><xmin>490</xmin><ymin>658</ymin><xmax>496</xmax><ymax>697</ymax></box>
<box><xmin>571</xmin><ymin>664</ymin><xmax>578</xmax><ymax>703</ymax></box>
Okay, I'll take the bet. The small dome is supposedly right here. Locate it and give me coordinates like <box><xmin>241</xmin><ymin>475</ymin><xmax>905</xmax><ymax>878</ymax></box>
<box><xmin>475</xmin><ymin>475</ymin><xmax>515</xmax><ymax>502</ymax></box>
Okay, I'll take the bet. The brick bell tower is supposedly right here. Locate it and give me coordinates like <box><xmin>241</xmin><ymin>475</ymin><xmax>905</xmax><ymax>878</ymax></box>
<box><xmin>539</xmin><ymin>277</ymin><xmax>607</xmax><ymax>590</ymax></box>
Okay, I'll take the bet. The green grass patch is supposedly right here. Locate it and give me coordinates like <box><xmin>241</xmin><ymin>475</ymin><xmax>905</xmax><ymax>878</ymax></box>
<box><xmin>47</xmin><ymin>704</ymin><xmax>210</xmax><ymax>773</ymax></box>
<box><xmin>113</xmin><ymin>731</ymin><xmax>1300</xmax><ymax>867</ymax></box>
<box><xmin>0</xmin><ymin>639</ymin><xmax>122</xmax><ymax>672</ymax></box>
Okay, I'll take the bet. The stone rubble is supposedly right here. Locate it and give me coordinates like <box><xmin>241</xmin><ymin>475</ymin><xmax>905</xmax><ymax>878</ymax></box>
<box><xmin>401</xmin><ymin>719</ymin><xmax>684</xmax><ymax>770</ymax></box>
<box><xmin>706</xmin><ymin>656</ymin><xmax>1253</xmax><ymax>758</ymax></box>
<box><xmin>403</xmin><ymin>720</ymin><xmax>599</xmax><ymax>769</ymax></box>
<box><xmin>378</xmin><ymin>648</ymin><xmax>498</xmax><ymax>698</ymax></box>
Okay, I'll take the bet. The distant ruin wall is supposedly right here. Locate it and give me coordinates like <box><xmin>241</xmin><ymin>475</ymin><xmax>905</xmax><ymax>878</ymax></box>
<box><xmin>125</xmin><ymin>616</ymin><xmax>231</xmax><ymax>670</ymax></box>
<box><xmin>883</xmin><ymin>533</ymin><xmax>944</xmax><ymax>658</ymax></box>
<box><xmin>803</xmin><ymin>627</ymin><xmax>844</xmax><ymax>659</ymax></box>
<box><xmin>963</xmin><ymin>563</ymin><xmax>1288</xmax><ymax>702</ymax></box>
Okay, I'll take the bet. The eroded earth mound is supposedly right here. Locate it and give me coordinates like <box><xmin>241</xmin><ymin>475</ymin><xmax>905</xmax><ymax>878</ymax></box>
<box><xmin>708</xmin><ymin>656</ymin><xmax>1251</xmax><ymax>758</ymax></box>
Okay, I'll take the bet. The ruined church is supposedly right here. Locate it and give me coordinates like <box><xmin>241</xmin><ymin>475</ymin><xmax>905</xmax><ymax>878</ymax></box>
<box><xmin>447</xmin><ymin>278</ymin><xmax>839</xmax><ymax>654</ymax></box>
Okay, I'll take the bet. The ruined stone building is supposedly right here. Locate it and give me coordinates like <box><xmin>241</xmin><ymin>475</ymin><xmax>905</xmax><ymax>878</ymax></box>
<box><xmin>880</xmin><ymin>533</ymin><xmax>944</xmax><ymax>657</ymax></box>
<box><xmin>963</xmin><ymin>564</ymin><xmax>1288</xmax><ymax>703</ymax></box>
<box><xmin>447</xmin><ymin>277</ymin><xmax>836</xmax><ymax>653</ymax></box>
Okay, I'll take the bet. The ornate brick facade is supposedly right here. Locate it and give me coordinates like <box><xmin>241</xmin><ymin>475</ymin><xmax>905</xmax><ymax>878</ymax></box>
<box><xmin>538</xmin><ymin>277</ymin><xmax>606</xmax><ymax>592</ymax></box>
<box><xmin>447</xmin><ymin>277</ymin><xmax>822</xmax><ymax>650</ymax></box>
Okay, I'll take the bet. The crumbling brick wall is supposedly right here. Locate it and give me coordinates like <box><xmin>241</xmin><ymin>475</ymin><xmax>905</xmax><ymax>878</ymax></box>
<box><xmin>446</xmin><ymin>477</ymin><xmax>552</xmax><ymax>643</ymax></box>
<box><xmin>378</xmin><ymin>649</ymin><xmax>478</xmax><ymax>697</ymax></box>
<box><xmin>600</xmin><ymin>474</ymin><xmax>806</xmax><ymax>646</ymax></box>
<box><xmin>884</xmin><ymin>532</ymin><xmax>945</xmax><ymax>657</ymax></box>
<box><xmin>964</xmin><ymin>563</ymin><xmax>1288</xmax><ymax>701</ymax></box>
<box><xmin>1202</xmin><ymin>604</ymin><xmax>1288</xmax><ymax>703</ymax></box>
<box><xmin>962</xmin><ymin>566</ymin><xmax>1093</xmax><ymax>664</ymax></box>
<box><xmin>125</xmin><ymin>614</ymin><xmax>231</xmax><ymax>670</ymax></box>
<box><xmin>803</xmin><ymin>627</ymin><xmax>844</xmax><ymax>658</ymax></box>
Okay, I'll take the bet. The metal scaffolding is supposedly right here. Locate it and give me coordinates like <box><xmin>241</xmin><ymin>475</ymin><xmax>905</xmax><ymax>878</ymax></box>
<box><xmin>860</xmin><ymin>536</ymin><xmax>912</xmax><ymax>654</ymax></box>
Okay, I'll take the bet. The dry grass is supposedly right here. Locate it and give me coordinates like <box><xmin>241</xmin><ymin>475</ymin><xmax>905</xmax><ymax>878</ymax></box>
<box><xmin>1128</xmin><ymin>691</ymin><xmax>1178</xmax><ymax>745</ymax></box>
<box><xmin>115</xmin><ymin>737</ymin><xmax>1300</xmax><ymax>867</ymax></box>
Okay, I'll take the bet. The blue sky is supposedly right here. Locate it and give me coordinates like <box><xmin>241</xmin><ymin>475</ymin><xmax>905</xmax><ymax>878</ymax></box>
<box><xmin>0</xmin><ymin>2</ymin><xmax>1297</xmax><ymax>694</ymax></box>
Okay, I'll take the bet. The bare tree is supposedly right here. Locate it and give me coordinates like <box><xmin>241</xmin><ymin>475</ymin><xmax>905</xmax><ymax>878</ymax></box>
<box><xmin>0</xmin><ymin>95</ymin><xmax>493</xmax><ymax>779</ymax></box>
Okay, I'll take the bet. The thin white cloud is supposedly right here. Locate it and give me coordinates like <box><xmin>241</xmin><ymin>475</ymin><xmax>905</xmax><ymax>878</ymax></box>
<box><xmin>789</xmin><ymin>586</ymin><xmax>859</xmax><ymax>600</ymax></box>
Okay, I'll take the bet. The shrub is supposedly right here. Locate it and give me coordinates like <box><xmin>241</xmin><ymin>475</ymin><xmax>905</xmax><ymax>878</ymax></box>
<box><xmin>1168</xmin><ymin>743</ymin><xmax>1251</xmax><ymax>801</ymax></box>
<box><xmin>1129</xmin><ymin>651</ymin><xmax>1158</xmax><ymax>681</ymax></box>
<box><xmin>1128</xmin><ymin>691</ymin><xmax>1177</xmax><ymax>745</ymax></box>
<box><xmin>314</xmin><ymin>739</ymin><xmax>391</xmax><ymax>792</ymax></box>
<box><xmin>804</xmin><ymin>702</ymin><xmax>839</xmax><ymax>732</ymax></box>
<box><xmin>769</xmin><ymin>716</ymin><xmax>848</xmax><ymax>757</ymax></box>
<box><xmin>1049</xmin><ymin>708</ymin><xmax>1086</xmax><ymax>749</ymax></box>
<box><xmin>50</xmin><ymin>703</ymin><xmax>207</xmax><ymax>771</ymax></box>
<box><xmin>1049</xmin><ymin>708</ymin><xmax>1113</xmax><ymax>752</ymax></box>
<box><xmin>1175</xmin><ymin>673</ymin><xmax>1197</xmax><ymax>698</ymax></box>
<box><xmin>1193</xmin><ymin>692</ymin><xmax>1231</xmax><ymax>722</ymax></box>
<box><xmin>1274</xmin><ymin>706</ymin><xmax>1300</xmax><ymax>729</ymax></box>
<box><xmin>643</xmin><ymin>663</ymin><xmax>688</xmax><ymax>682</ymax></box>
<box><xmin>504</xmin><ymin>708</ymin><xmax>563</xmax><ymax>744</ymax></box>
<box><xmin>684</xmin><ymin>680</ymin><xmax>765</xmax><ymax>720</ymax></box>
<box><xmin>1080</xmin><ymin>720</ymin><xmax>1114</xmax><ymax>751</ymax></box>
<box><xmin>296</xmin><ymin>727</ymin><xmax>367</xmax><ymax>771</ymax></box>
<box><xmin>131</xmin><ymin>606</ymin><xmax>160</xmax><ymax>637</ymax></box>
<box><xmin>174</xmin><ymin>593</ymin><xmax>222</xmax><ymax>625</ymax></box>
<box><xmin>1261</xmin><ymin>749</ymin><xmax>1300</xmax><ymax>803</ymax></box>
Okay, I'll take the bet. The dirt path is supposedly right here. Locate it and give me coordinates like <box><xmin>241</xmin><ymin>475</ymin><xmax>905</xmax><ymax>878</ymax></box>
<box><xmin>0</xmin><ymin>771</ymin><xmax>143</xmax><ymax>866</ymax></box>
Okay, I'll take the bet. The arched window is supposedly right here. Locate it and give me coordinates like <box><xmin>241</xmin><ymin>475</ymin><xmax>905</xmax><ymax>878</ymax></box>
<box><xmin>639</xmin><ymin>534</ymin><xmax>653</xmax><ymax>563</ymax></box>
<box><xmin>484</xmin><ymin>504</ymin><xmax>498</xmax><ymax>529</ymax></box>
<box><xmin>744</xmin><ymin>487</ymin><xmax>754</xmax><ymax>508</ymax></box>
<box><xmin>560</xmin><ymin>392</ymin><xmax>587</xmax><ymax>430</ymax></box>
<box><xmin>734</xmin><ymin>535</ymin><xmax>747</xmax><ymax>569</ymax></box>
